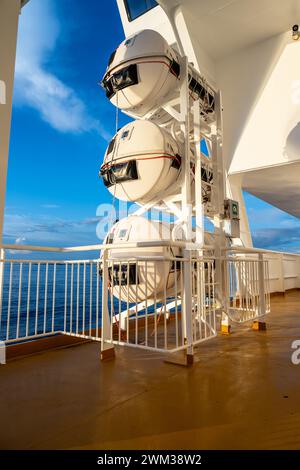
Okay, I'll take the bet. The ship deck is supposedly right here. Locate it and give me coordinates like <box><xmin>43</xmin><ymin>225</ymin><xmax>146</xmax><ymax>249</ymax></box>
<box><xmin>1</xmin><ymin>290</ymin><xmax>300</xmax><ymax>450</ymax></box>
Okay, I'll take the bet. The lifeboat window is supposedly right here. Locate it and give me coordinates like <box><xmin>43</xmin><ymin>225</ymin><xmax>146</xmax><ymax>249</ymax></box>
<box><xmin>106</xmin><ymin>232</ymin><xmax>114</xmax><ymax>244</ymax></box>
<box><xmin>102</xmin><ymin>77</ymin><xmax>114</xmax><ymax>98</ymax></box>
<box><xmin>108</xmin><ymin>49</ymin><xmax>116</xmax><ymax>67</ymax></box>
<box><xmin>112</xmin><ymin>64</ymin><xmax>138</xmax><ymax>91</ymax></box>
<box><xmin>109</xmin><ymin>264</ymin><xmax>138</xmax><ymax>286</ymax></box>
<box><xmin>124</xmin><ymin>0</ymin><xmax>158</xmax><ymax>22</ymax></box>
<box><xmin>100</xmin><ymin>160</ymin><xmax>139</xmax><ymax>188</ymax></box>
<box><xmin>107</xmin><ymin>136</ymin><xmax>116</xmax><ymax>155</ymax></box>
<box><xmin>121</xmin><ymin>130</ymin><xmax>130</xmax><ymax>139</ymax></box>
<box><xmin>171</xmin><ymin>154</ymin><xmax>182</xmax><ymax>170</ymax></box>
<box><xmin>118</xmin><ymin>229</ymin><xmax>128</xmax><ymax>239</ymax></box>
<box><xmin>102</xmin><ymin>64</ymin><xmax>138</xmax><ymax>98</ymax></box>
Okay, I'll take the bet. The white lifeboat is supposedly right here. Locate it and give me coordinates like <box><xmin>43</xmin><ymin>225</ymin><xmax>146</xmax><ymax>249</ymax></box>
<box><xmin>101</xmin><ymin>216</ymin><xmax>214</xmax><ymax>303</ymax></box>
<box><xmin>101</xmin><ymin>29</ymin><xmax>215</xmax><ymax>119</ymax></box>
<box><xmin>99</xmin><ymin>120</ymin><xmax>182</xmax><ymax>204</ymax></box>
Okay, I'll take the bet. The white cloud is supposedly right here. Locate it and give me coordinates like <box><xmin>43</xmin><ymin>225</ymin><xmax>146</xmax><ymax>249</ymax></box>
<box><xmin>14</xmin><ymin>0</ymin><xmax>110</xmax><ymax>138</ymax></box>
<box><xmin>4</xmin><ymin>213</ymin><xmax>101</xmax><ymax>248</ymax></box>
<box><xmin>8</xmin><ymin>236</ymin><xmax>31</xmax><ymax>255</ymax></box>
<box><xmin>15</xmin><ymin>236</ymin><xmax>27</xmax><ymax>244</ymax></box>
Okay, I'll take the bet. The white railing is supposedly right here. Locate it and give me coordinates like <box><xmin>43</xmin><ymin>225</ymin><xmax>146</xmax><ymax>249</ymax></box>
<box><xmin>225</xmin><ymin>246</ymin><xmax>300</xmax><ymax>294</ymax></box>
<box><xmin>264</xmin><ymin>250</ymin><xmax>300</xmax><ymax>293</ymax></box>
<box><xmin>225</xmin><ymin>254</ymin><xmax>271</xmax><ymax>323</ymax></box>
<box><xmin>100</xmin><ymin>250</ymin><xmax>217</xmax><ymax>353</ymax></box>
<box><xmin>0</xmin><ymin>256</ymin><xmax>102</xmax><ymax>344</ymax></box>
<box><xmin>0</xmin><ymin>241</ymin><xmax>276</xmax><ymax>359</ymax></box>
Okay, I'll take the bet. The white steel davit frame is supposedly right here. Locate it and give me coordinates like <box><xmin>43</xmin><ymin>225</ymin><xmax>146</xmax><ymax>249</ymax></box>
<box><xmin>116</xmin><ymin>35</ymin><xmax>229</xmax><ymax>356</ymax></box>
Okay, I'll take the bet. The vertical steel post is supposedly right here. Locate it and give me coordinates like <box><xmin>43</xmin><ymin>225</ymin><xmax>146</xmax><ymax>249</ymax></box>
<box><xmin>278</xmin><ymin>253</ymin><xmax>285</xmax><ymax>293</ymax></box>
<box><xmin>179</xmin><ymin>56</ymin><xmax>194</xmax><ymax>362</ymax></box>
<box><xmin>101</xmin><ymin>250</ymin><xmax>115</xmax><ymax>360</ymax></box>
<box><xmin>0</xmin><ymin>0</ymin><xmax>21</xmax><ymax>243</ymax></box>
<box><xmin>258</xmin><ymin>253</ymin><xmax>266</xmax><ymax>317</ymax></box>
<box><xmin>180</xmin><ymin>56</ymin><xmax>192</xmax><ymax>241</ymax></box>
<box><xmin>193</xmin><ymin>99</ymin><xmax>204</xmax><ymax>246</ymax></box>
<box><xmin>212</xmin><ymin>92</ymin><xmax>229</xmax><ymax>328</ymax></box>
<box><xmin>183</xmin><ymin>249</ymin><xmax>193</xmax><ymax>362</ymax></box>
<box><xmin>0</xmin><ymin>249</ymin><xmax>5</xmax><ymax>330</ymax></box>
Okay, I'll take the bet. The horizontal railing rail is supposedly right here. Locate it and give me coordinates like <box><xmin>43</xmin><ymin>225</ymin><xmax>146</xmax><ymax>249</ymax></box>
<box><xmin>0</xmin><ymin>241</ymin><xmax>215</xmax><ymax>252</ymax></box>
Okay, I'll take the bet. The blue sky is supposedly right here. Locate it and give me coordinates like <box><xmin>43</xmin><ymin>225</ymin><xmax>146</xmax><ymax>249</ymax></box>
<box><xmin>3</xmin><ymin>0</ymin><xmax>300</xmax><ymax>253</ymax></box>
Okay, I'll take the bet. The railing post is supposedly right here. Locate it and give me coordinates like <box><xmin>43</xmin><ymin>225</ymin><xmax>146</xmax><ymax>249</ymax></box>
<box><xmin>278</xmin><ymin>253</ymin><xmax>285</xmax><ymax>293</ymax></box>
<box><xmin>0</xmin><ymin>340</ymin><xmax>6</xmax><ymax>365</ymax></box>
<box><xmin>100</xmin><ymin>249</ymin><xmax>115</xmax><ymax>361</ymax></box>
<box><xmin>258</xmin><ymin>253</ymin><xmax>266</xmax><ymax>317</ymax></box>
<box><xmin>182</xmin><ymin>249</ymin><xmax>193</xmax><ymax>364</ymax></box>
<box><xmin>0</xmin><ymin>248</ymin><xmax>4</xmax><ymax>323</ymax></box>
<box><xmin>221</xmin><ymin>254</ymin><xmax>231</xmax><ymax>335</ymax></box>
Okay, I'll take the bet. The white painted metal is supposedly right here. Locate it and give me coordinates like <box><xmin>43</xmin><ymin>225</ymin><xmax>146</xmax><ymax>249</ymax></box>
<box><xmin>100</xmin><ymin>6</ymin><xmax>258</xmax><ymax>361</ymax></box>
<box><xmin>0</xmin><ymin>0</ymin><xmax>22</xmax><ymax>243</ymax></box>
<box><xmin>101</xmin><ymin>250</ymin><xmax>114</xmax><ymax>353</ymax></box>
<box><xmin>0</xmin><ymin>249</ymin><xmax>5</xmax><ymax>327</ymax></box>
<box><xmin>100</xmin><ymin>246</ymin><xmax>217</xmax><ymax>353</ymax></box>
<box><xmin>0</xmin><ymin>242</ymin><xmax>273</xmax><ymax>358</ymax></box>
<box><xmin>226</xmin><ymin>255</ymin><xmax>271</xmax><ymax>323</ymax></box>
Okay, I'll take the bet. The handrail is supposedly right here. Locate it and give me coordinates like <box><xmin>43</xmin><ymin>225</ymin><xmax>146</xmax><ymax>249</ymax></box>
<box><xmin>1</xmin><ymin>243</ymin><xmax>102</xmax><ymax>253</ymax></box>
<box><xmin>224</xmin><ymin>246</ymin><xmax>300</xmax><ymax>256</ymax></box>
<box><xmin>1</xmin><ymin>241</ymin><xmax>299</xmax><ymax>257</ymax></box>
<box><xmin>0</xmin><ymin>241</ymin><xmax>215</xmax><ymax>253</ymax></box>
<box><xmin>0</xmin><ymin>258</ymin><xmax>100</xmax><ymax>264</ymax></box>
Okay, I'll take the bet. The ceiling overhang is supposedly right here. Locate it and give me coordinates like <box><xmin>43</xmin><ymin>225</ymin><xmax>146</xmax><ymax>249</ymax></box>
<box><xmin>232</xmin><ymin>162</ymin><xmax>300</xmax><ymax>219</ymax></box>
<box><xmin>158</xmin><ymin>0</ymin><xmax>300</xmax><ymax>59</ymax></box>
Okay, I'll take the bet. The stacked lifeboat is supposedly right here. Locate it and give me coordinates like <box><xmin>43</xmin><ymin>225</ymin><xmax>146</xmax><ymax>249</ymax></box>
<box><xmin>99</xmin><ymin>30</ymin><xmax>215</xmax><ymax>301</ymax></box>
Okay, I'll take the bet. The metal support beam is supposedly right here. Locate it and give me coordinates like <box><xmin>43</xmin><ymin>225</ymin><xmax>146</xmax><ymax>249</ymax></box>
<box><xmin>179</xmin><ymin>55</ymin><xmax>192</xmax><ymax>240</ymax></box>
<box><xmin>258</xmin><ymin>253</ymin><xmax>266</xmax><ymax>317</ymax></box>
<box><xmin>0</xmin><ymin>248</ymin><xmax>5</xmax><ymax>328</ymax></box>
<box><xmin>182</xmin><ymin>249</ymin><xmax>193</xmax><ymax>360</ymax></box>
<box><xmin>193</xmin><ymin>99</ymin><xmax>203</xmax><ymax>246</ymax></box>
<box><xmin>212</xmin><ymin>92</ymin><xmax>228</xmax><ymax>318</ymax></box>
<box><xmin>0</xmin><ymin>0</ymin><xmax>22</xmax><ymax>243</ymax></box>
<box><xmin>100</xmin><ymin>250</ymin><xmax>115</xmax><ymax>360</ymax></box>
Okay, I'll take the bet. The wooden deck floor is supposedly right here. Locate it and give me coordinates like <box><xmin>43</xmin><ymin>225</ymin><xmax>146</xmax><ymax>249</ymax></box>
<box><xmin>0</xmin><ymin>291</ymin><xmax>300</xmax><ymax>450</ymax></box>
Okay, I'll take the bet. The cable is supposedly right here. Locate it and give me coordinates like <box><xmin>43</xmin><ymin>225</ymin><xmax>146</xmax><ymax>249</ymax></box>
<box><xmin>101</xmin><ymin>154</ymin><xmax>182</xmax><ymax>171</ymax></box>
<box><xmin>108</xmin><ymin>57</ymin><xmax>180</xmax><ymax>79</ymax></box>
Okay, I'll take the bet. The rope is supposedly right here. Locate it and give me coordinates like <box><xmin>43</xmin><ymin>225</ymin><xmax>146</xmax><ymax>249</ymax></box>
<box><xmin>101</xmin><ymin>154</ymin><xmax>181</xmax><ymax>171</ymax></box>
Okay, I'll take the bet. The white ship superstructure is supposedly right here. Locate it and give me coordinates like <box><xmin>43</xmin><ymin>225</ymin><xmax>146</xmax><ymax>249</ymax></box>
<box><xmin>0</xmin><ymin>0</ymin><xmax>299</xmax><ymax>362</ymax></box>
<box><xmin>117</xmin><ymin>0</ymin><xmax>300</xmax><ymax>244</ymax></box>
